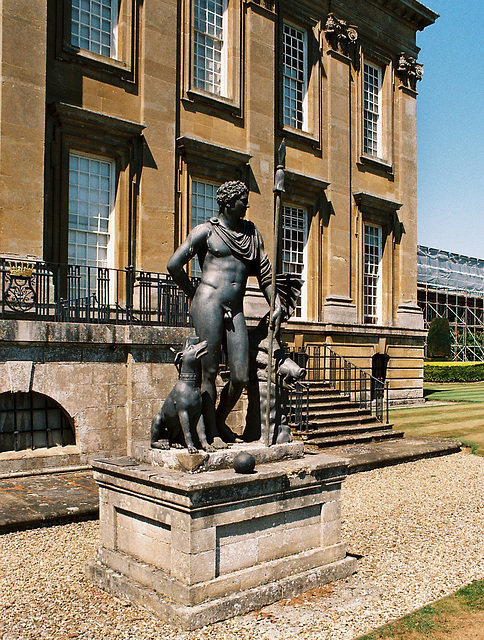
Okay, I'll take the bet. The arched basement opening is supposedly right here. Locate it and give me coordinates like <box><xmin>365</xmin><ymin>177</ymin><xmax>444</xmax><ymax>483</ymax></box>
<box><xmin>371</xmin><ymin>353</ymin><xmax>389</xmax><ymax>400</ymax></box>
<box><xmin>0</xmin><ymin>391</ymin><xmax>75</xmax><ymax>453</ymax></box>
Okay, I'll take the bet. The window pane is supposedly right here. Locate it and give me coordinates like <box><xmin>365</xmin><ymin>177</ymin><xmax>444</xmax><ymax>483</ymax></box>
<box><xmin>71</xmin><ymin>0</ymin><xmax>118</xmax><ymax>58</ymax></box>
<box><xmin>363</xmin><ymin>63</ymin><xmax>382</xmax><ymax>156</ymax></box>
<box><xmin>190</xmin><ymin>180</ymin><xmax>219</xmax><ymax>278</ymax></box>
<box><xmin>282</xmin><ymin>205</ymin><xmax>308</xmax><ymax>319</ymax></box>
<box><xmin>68</xmin><ymin>152</ymin><xmax>115</xmax><ymax>298</ymax></box>
<box><xmin>193</xmin><ymin>0</ymin><xmax>226</xmax><ymax>95</ymax></box>
<box><xmin>282</xmin><ymin>23</ymin><xmax>307</xmax><ymax>130</ymax></box>
<box><xmin>364</xmin><ymin>224</ymin><xmax>382</xmax><ymax>324</ymax></box>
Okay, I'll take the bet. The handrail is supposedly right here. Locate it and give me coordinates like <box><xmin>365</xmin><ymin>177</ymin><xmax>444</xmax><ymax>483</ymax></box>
<box><xmin>289</xmin><ymin>343</ymin><xmax>390</xmax><ymax>424</ymax></box>
<box><xmin>286</xmin><ymin>379</ymin><xmax>310</xmax><ymax>431</ymax></box>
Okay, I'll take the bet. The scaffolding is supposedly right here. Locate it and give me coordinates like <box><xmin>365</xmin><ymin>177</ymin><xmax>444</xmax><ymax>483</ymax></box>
<box><xmin>417</xmin><ymin>246</ymin><xmax>484</xmax><ymax>361</ymax></box>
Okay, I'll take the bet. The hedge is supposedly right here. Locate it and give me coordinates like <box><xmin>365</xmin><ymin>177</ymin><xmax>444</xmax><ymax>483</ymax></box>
<box><xmin>424</xmin><ymin>362</ymin><xmax>484</xmax><ymax>382</ymax></box>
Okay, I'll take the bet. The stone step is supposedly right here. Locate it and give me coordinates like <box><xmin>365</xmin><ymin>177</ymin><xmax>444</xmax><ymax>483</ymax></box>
<box><xmin>301</xmin><ymin>422</ymin><xmax>393</xmax><ymax>439</ymax></box>
<box><xmin>304</xmin><ymin>402</ymin><xmax>362</xmax><ymax>414</ymax></box>
<box><xmin>307</xmin><ymin>413</ymin><xmax>379</xmax><ymax>429</ymax></box>
<box><xmin>305</xmin><ymin>392</ymin><xmax>351</xmax><ymax>403</ymax></box>
<box><xmin>304</xmin><ymin>406</ymin><xmax>371</xmax><ymax>420</ymax></box>
<box><xmin>307</xmin><ymin>429</ymin><xmax>405</xmax><ymax>448</ymax></box>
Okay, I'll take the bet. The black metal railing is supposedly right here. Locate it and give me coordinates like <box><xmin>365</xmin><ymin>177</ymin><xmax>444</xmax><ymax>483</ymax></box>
<box><xmin>289</xmin><ymin>343</ymin><xmax>390</xmax><ymax>424</ymax></box>
<box><xmin>0</xmin><ymin>259</ymin><xmax>196</xmax><ymax>327</ymax></box>
<box><xmin>286</xmin><ymin>380</ymin><xmax>310</xmax><ymax>431</ymax></box>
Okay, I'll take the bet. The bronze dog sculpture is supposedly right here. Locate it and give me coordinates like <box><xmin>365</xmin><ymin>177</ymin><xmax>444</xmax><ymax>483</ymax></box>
<box><xmin>151</xmin><ymin>338</ymin><xmax>214</xmax><ymax>454</ymax></box>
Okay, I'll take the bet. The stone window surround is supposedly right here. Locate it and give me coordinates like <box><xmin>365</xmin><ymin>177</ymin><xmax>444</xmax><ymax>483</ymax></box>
<box><xmin>282</xmin><ymin>203</ymin><xmax>308</xmax><ymax>321</ymax></box>
<box><xmin>363</xmin><ymin>222</ymin><xmax>383</xmax><ymax>325</ymax></box>
<box><xmin>181</xmin><ymin>0</ymin><xmax>244</xmax><ymax>116</ymax></box>
<box><xmin>282</xmin><ymin>170</ymin><xmax>329</xmax><ymax>323</ymax></box>
<box><xmin>47</xmin><ymin>102</ymin><xmax>145</xmax><ymax>269</ymax></box>
<box><xmin>357</xmin><ymin>49</ymin><xmax>394</xmax><ymax>176</ymax></box>
<box><xmin>282</xmin><ymin>21</ymin><xmax>308</xmax><ymax>131</ymax></box>
<box><xmin>277</xmin><ymin>11</ymin><xmax>321</xmax><ymax>149</ymax></box>
<box><xmin>55</xmin><ymin>0</ymin><xmax>138</xmax><ymax>82</ymax></box>
<box><xmin>353</xmin><ymin>192</ymin><xmax>402</xmax><ymax>326</ymax></box>
<box><xmin>176</xmin><ymin>135</ymin><xmax>252</xmax><ymax>244</ymax></box>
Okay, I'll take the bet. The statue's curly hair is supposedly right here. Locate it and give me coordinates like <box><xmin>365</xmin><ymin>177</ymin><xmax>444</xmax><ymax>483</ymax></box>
<box><xmin>216</xmin><ymin>181</ymin><xmax>249</xmax><ymax>210</ymax></box>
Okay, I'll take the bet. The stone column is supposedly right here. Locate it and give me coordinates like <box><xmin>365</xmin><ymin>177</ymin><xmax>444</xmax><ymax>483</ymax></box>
<box><xmin>323</xmin><ymin>51</ymin><xmax>357</xmax><ymax>324</ymax></box>
<box><xmin>139</xmin><ymin>0</ymin><xmax>178</xmax><ymax>272</ymax></box>
<box><xmin>394</xmin><ymin>83</ymin><xmax>423</xmax><ymax>330</ymax></box>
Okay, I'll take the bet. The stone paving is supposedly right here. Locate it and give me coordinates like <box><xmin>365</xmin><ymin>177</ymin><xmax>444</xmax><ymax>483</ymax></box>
<box><xmin>0</xmin><ymin>436</ymin><xmax>460</xmax><ymax>534</ymax></box>
<box><xmin>0</xmin><ymin>470</ymin><xmax>98</xmax><ymax>532</ymax></box>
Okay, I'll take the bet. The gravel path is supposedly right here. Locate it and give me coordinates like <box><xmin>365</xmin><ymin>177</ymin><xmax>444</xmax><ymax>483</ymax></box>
<box><xmin>1</xmin><ymin>451</ymin><xmax>483</xmax><ymax>640</ymax></box>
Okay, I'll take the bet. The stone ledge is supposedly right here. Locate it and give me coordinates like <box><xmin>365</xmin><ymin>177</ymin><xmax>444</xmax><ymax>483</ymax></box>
<box><xmin>87</xmin><ymin>554</ymin><xmax>357</xmax><ymax>629</ymax></box>
<box><xmin>133</xmin><ymin>441</ymin><xmax>305</xmax><ymax>473</ymax></box>
<box><xmin>95</xmin><ymin>542</ymin><xmax>347</xmax><ymax>606</ymax></box>
<box><xmin>92</xmin><ymin>452</ymin><xmax>350</xmax><ymax>503</ymax></box>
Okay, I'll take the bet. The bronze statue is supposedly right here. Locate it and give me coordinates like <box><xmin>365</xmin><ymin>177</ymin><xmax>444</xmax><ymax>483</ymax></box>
<box><xmin>151</xmin><ymin>337</ymin><xmax>213</xmax><ymax>453</ymax></box>
<box><xmin>167</xmin><ymin>181</ymin><xmax>282</xmax><ymax>448</ymax></box>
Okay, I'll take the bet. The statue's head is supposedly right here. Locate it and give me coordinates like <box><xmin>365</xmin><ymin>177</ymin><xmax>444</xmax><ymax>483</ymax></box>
<box><xmin>216</xmin><ymin>181</ymin><xmax>249</xmax><ymax>213</ymax></box>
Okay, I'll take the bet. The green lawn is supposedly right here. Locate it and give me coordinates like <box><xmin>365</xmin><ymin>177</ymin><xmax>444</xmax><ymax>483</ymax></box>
<box><xmin>357</xmin><ymin>579</ymin><xmax>484</xmax><ymax>639</ymax></box>
<box><xmin>390</xmin><ymin>381</ymin><xmax>484</xmax><ymax>455</ymax></box>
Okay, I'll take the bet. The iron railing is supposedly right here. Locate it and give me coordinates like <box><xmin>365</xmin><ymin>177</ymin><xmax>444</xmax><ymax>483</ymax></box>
<box><xmin>0</xmin><ymin>259</ymin><xmax>196</xmax><ymax>327</ymax></box>
<box><xmin>286</xmin><ymin>380</ymin><xmax>310</xmax><ymax>431</ymax></box>
<box><xmin>289</xmin><ymin>343</ymin><xmax>390</xmax><ymax>424</ymax></box>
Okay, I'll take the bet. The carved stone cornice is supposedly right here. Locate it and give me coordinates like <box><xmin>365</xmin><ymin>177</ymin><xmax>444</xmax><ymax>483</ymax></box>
<box><xmin>323</xmin><ymin>13</ymin><xmax>359</xmax><ymax>65</ymax></box>
<box><xmin>396</xmin><ymin>52</ymin><xmax>424</xmax><ymax>92</ymax></box>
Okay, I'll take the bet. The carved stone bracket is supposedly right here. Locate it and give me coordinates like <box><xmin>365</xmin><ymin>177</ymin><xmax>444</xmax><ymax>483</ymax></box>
<box><xmin>324</xmin><ymin>13</ymin><xmax>359</xmax><ymax>64</ymax></box>
<box><xmin>396</xmin><ymin>52</ymin><xmax>423</xmax><ymax>92</ymax></box>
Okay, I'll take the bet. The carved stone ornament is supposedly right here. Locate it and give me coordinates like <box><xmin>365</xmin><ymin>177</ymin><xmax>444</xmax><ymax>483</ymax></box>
<box><xmin>324</xmin><ymin>13</ymin><xmax>358</xmax><ymax>60</ymax></box>
<box><xmin>4</xmin><ymin>261</ymin><xmax>37</xmax><ymax>312</ymax></box>
<box><xmin>396</xmin><ymin>52</ymin><xmax>424</xmax><ymax>91</ymax></box>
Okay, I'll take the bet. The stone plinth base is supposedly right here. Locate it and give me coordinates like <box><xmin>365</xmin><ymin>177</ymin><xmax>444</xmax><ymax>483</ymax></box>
<box><xmin>132</xmin><ymin>441</ymin><xmax>304</xmax><ymax>473</ymax></box>
<box><xmin>88</xmin><ymin>454</ymin><xmax>357</xmax><ymax>629</ymax></box>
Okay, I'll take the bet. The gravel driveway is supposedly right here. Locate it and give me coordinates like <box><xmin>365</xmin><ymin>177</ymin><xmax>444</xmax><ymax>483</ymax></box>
<box><xmin>1</xmin><ymin>451</ymin><xmax>483</xmax><ymax>640</ymax></box>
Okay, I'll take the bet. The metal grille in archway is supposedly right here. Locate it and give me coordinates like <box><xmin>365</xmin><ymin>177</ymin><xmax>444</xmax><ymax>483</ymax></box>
<box><xmin>0</xmin><ymin>392</ymin><xmax>75</xmax><ymax>453</ymax></box>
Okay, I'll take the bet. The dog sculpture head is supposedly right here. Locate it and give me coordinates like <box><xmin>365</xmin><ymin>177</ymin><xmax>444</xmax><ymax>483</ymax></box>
<box><xmin>277</xmin><ymin>356</ymin><xmax>306</xmax><ymax>389</ymax></box>
<box><xmin>174</xmin><ymin>338</ymin><xmax>209</xmax><ymax>372</ymax></box>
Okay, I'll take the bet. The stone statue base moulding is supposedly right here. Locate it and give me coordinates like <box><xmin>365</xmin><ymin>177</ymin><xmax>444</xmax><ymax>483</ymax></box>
<box><xmin>88</xmin><ymin>446</ymin><xmax>357</xmax><ymax>630</ymax></box>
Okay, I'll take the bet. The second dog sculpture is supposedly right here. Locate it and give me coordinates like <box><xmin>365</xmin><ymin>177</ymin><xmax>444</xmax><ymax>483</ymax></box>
<box><xmin>151</xmin><ymin>337</ymin><xmax>214</xmax><ymax>454</ymax></box>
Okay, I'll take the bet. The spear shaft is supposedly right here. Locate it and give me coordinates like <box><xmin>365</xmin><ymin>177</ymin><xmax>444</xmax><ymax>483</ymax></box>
<box><xmin>265</xmin><ymin>140</ymin><xmax>285</xmax><ymax>446</ymax></box>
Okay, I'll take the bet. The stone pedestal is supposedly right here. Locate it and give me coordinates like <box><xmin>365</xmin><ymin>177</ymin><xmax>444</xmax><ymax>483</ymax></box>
<box><xmin>88</xmin><ymin>452</ymin><xmax>356</xmax><ymax>629</ymax></box>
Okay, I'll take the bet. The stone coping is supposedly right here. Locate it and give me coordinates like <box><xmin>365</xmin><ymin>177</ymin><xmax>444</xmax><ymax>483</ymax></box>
<box><xmin>133</xmin><ymin>441</ymin><xmax>305</xmax><ymax>473</ymax></box>
<box><xmin>92</xmin><ymin>452</ymin><xmax>350</xmax><ymax>510</ymax></box>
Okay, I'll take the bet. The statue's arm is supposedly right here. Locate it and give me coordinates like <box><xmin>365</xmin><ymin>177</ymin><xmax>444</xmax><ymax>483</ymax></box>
<box><xmin>167</xmin><ymin>224</ymin><xmax>209</xmax><ymax>299</ymax></box>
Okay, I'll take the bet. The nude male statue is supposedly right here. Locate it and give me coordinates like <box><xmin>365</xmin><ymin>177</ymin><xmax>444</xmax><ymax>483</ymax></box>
<box><xmin>167</xmin><ymin>181</ymin><xmax>281</xmax><ymax>447</ymax></box>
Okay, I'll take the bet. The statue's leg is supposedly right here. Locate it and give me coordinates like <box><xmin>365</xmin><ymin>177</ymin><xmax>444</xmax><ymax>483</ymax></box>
<box><xmin>178</xmin><ymin>409</ymin><xmax>198</xmax><ymax>454</ymax></box>
<box><xmin>150</xmin><ymin>411</ymin><xmax>169</xmax><ymax>449</ymax></box>
<box><xmin>216</xmin><ymin>310</ymin><xmax>249</xmax><ymax>440</ymax></box>
<box><xmin>190</xmin><ymin>295</ymin><xmax>227</xmax><ymax>449</ymax></box>
<box><xmin>195</xmin><ymin>413</ymin><xmax>215</xmax><ymax>452</ymax></box>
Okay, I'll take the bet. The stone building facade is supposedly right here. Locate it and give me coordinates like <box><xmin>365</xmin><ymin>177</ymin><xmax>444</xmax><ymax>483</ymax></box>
<box><xmin>0</xmin><ymin>0</ymin><xmax>436</xmax><ymax>472</ymax></box>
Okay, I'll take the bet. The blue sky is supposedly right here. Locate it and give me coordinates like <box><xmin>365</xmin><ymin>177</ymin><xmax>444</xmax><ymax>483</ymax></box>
<box><xmin>417</xmin><ymin>0</ymin><xmax>484</xmax><ymax>258</ymax></box>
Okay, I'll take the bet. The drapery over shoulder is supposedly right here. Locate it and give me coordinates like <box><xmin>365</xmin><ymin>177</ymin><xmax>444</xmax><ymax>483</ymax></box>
<box><xmin>197</xmin><ymin>218</ymin><xmax>273</xmax><ymax>289</ymax></box>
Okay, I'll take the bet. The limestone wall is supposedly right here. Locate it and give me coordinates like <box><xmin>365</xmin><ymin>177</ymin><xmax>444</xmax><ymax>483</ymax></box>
<box><xmin>0</xmin><ymin>320</ymin><xmax>192</xmax><ymax>474</ymax></box>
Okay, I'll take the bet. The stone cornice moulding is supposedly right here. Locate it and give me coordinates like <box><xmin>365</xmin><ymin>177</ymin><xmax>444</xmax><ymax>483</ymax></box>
<box><xmin>176</xmin><ymin>136</ymin><xmax>252</xmax><ymax>168</ymax></box>
<box><xmin>332</xmin><ymin>0</ymin><xmax>438</xmax><ymax>31</ymax></box>
<box><xmin>353</xmin><ymin>192</ymin><xmax>402</xmax><ymax>214</ymax></box>
<box><xmin>284</xmin><ymin>170</ymin><xmax>329</xmax><ymax>196</ymax></box>
<box><xmin>48</xmin><ymin>102</ymin><xmax>145</xmax><ymax>141</ymax></box>
<box><xmin>353</xmin><ymin>191</ymin><xmax>404</xmax><ymax>240</ymax></box>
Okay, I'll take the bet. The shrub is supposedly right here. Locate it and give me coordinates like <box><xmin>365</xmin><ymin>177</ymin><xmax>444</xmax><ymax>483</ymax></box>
<box><xmin>424</xmin><ymin>362</ymin><xmax>484</xmax><ymax>382</ymax></box>
<box><xmin>427</xmin><ymin>317</ymin><xmax>452</xmax><ymax>360</ymax></box>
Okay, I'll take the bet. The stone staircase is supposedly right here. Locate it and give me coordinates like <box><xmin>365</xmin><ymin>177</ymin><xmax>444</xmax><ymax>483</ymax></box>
<box><xmin>291</xmin><ymin>380</ymin><xmax>404</xmax><ymax>448</ymax></box>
